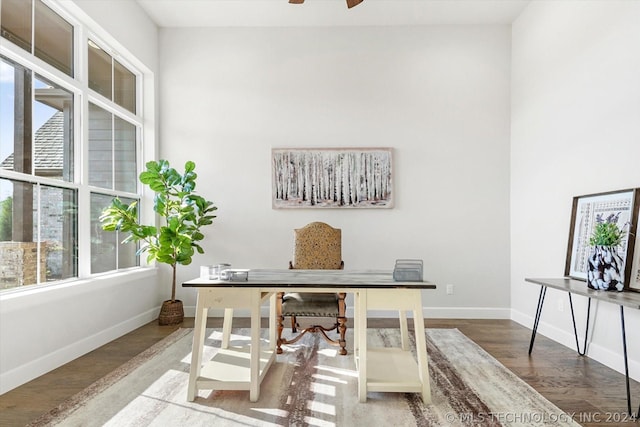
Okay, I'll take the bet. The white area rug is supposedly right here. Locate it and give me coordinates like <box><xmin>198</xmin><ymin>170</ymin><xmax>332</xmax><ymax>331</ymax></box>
<box><xmin>29</xmin><ymin>328</ymin><xmax>580</xmax><ymax>427</ymax></box>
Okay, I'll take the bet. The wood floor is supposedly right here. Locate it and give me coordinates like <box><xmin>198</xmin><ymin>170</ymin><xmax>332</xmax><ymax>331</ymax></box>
<box><xmin>1</xmin><ymin>318</ymin><xmax>638</xmax><ymax>426</ymax></box>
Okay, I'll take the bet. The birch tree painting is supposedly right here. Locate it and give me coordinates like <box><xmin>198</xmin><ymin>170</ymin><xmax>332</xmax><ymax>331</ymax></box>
<box><xmin>272</xmin><ymin>148</ymin><xmax>393</xmax><ymax>208</ymax></box>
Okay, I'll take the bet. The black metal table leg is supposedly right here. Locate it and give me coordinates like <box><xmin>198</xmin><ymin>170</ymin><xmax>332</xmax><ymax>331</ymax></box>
<box><xmin>568</xmin><ymin>293</ymin><xmax>591</xmax><ymax>356</ymax></box>
<box><xmin>528</xmin><ymin>286</ymin><xmax>547</xmax><ymax>355</ymax></box>
<box><xmin>619</xmin><ymin>306</ymin><xmax>639</xmax><ymax>419</ymax></box>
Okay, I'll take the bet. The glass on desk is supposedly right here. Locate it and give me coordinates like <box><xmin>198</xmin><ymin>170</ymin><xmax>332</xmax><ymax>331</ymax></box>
<box><xmin>214</xmin><ymin>263</ymin><xmax>231</xmax><ymax>279</ymax></box>
<box><xmin>200</xmin><ymin>266</ymin><xmax>215</xmax><ymax>280</ymax></box>
<box><xmin>200</xmin><ymin>263</ymin><xmax>231</xmax><ymax>280</ymax></box>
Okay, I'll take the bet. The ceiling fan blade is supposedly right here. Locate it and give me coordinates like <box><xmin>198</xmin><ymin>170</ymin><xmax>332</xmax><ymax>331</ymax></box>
<box><xmin>289</xmin><ymin>0</ymin><xmax>305</xmax><ymax>4</ymax></box>
<box><xmin>346</xmin><ymin>0</ymin><xmax>364</xmax><ymax>8</ymax></box>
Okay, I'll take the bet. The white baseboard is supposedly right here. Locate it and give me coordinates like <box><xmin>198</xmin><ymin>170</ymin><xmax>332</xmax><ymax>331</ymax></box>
<box><xmin>0</xmin><ymin>307</ymin><xmax>159</xmax><ymax>394</ymax></box>
<box><xmin>511</xmin><ymin>309</ymin><xmax>640</xmax><ymax>382</ymax></box>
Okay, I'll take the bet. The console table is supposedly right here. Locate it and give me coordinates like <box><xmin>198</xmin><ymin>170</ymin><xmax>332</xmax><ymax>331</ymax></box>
<box><xmin>183</xmin><ymin>269</ymin><xmax>436</xmax><ymax>403</ymax></box>
<box><xmin>526</xmin><ymin>277</ymin><xmax>640</xmax><ymax>418</ymax></box>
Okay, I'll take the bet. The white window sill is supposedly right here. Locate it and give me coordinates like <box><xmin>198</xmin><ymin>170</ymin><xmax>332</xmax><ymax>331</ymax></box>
<box><xmin>0</xmin><ymin>267</ymin><xmax>159</xmax><ymax>307</ymax></box>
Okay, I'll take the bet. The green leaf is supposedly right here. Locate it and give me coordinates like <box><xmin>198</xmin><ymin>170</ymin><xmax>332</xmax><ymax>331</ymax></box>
<box><xmin>149</xmin><ymin>181</ymin><xmax>166</xmax><ymax>193</ymax></box>
<box><xmin>142</xmin><ymin>225</ymin><xmax>157</xmax><ymax>236</ymax></box>
<box><xmin>157</xmin><ymin>159</ymin><xmax>170</xmax><ymax>172</ymax></box>
<box><xmin>154</xmin><ymin>194</ymin><xmax>166</xmax><ymax>215</ymax></box>
<box><xmin>183</xmin><ymin>182</ymin><xmax>195</xmax><ymax>193</ymax></box>
<box><xmin>145</xmin><ymin>160</ymin><xmax>160</xmax><ymax>173</ymax></box>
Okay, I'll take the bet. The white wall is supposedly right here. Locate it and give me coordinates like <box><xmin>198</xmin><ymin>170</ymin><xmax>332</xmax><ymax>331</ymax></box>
<box><xmin>0</xmin><ymin>0</ymin><xmax>161</xmax><ymax>393</ymax></box>
<box><xmin>511</xmin><ymin>1</ymin><xmax>640</xmax><ymax>381</ymax></box>
<box><xmin>158</xmin><ymin>25</ymin><xmax>512</xmax><ymax>318</ymax></box>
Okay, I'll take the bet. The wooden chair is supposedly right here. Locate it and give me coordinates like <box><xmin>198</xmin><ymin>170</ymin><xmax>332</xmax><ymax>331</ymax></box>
<box><xmin>276</xmin><ymin>222</ymin><xmax>347</xmax><ymax>355</ymax></box>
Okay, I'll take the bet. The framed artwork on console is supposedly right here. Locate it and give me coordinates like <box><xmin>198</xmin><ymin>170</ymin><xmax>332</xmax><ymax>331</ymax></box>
<box><xmin>564</xmin><ymin>188</ymin><xmax>640</xmax><ymax>292</ymax></box>
<box><xmin>271</xmin><ymin>147</ymin><xmax>393</xmax><ymax>209</ymax></box>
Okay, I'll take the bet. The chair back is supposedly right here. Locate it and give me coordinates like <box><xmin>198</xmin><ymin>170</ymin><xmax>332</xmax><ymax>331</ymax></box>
<box><xmin>290</xmin><ymin>222</ymin><xmax>343</xmax><ymax>270</ymax></box>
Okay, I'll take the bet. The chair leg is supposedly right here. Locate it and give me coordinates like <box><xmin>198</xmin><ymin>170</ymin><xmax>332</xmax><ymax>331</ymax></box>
<box><xmin>338</xmin><ymin>317</ymin><xmax>347</xmax><ymax>355</ymax></box>
<box><xmin>291</xmin><ymin>315</ymin><xmax>297</xmax><ymax>333</ymax></box>
<box><xmin>276</xmin><ymin>292</ymin><xmax>285</xmax><ymax>354</ymax></box>
<box><xmin>337</xmin><ymin>292</ymin><xmax>347</xmax><ymax>355</ymax></box>
<box><xmin>277</xmin><ymin>315</ymin><xmax>285</xmax><ymax>354</ymax></box>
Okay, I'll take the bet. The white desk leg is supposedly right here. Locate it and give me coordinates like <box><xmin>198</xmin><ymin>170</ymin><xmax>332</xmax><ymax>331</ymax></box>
<box><xmin>221</xmin><ymin>308</ymin><xmax>233</xmax><ymax>349</ymax></box>
<box><xmin>399</xmin><ymin>310</ymin><xmax>409</xmax><ymax>351</ymax></box>
<box><xmin>269</xmin><ymin>293</ymin><xmax>276</xmax><ymax>351</ymax></box>
<box><xmin>187</xmin><ymin>290</ymin><xmax>209</xmax><ymax>401</ymax></box>
<box><xmin>412</xmin><ymin>290</ymin><xmax>431</xmax><ymax>404</ymax></box>
<box><xmin>357</xmin><ymin>289</ymin><xmax>368</xmax><ymax>403</ymax></box>
<box><xmin>249</xmin><ymin>290</ymin><xmax>261</xmax><ymax>402</ymax></box>
<box><xmin>353</xmin><ymin>291</ymin><xmax>359</xmax><ymax>355</ymax></box>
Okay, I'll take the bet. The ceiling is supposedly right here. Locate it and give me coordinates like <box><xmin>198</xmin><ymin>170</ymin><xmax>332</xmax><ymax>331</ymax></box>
<box><xmin>135</xmin><ymin>0</ymin><xmax>531</xmax><ymax>28</ymax></box>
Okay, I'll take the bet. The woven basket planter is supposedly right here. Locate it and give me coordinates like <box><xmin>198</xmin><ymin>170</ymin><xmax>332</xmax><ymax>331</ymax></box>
<box><xmin>158</xmin><ymin>300</ymin><xmax>184</xmax><ymax>325</ymax></box>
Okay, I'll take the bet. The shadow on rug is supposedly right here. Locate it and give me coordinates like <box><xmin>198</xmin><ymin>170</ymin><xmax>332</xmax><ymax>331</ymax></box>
<box><xmin>29</xmin><ymin>328</ymin><xmax>580</xmax><ymax>427</ymax></box>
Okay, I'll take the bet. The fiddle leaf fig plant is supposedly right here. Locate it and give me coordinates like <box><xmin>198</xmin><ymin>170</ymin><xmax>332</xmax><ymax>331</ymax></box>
<box><xmin>100</xmin><ymin>160</ymin><xmax>217</xmax><ymax>305</ymax></box>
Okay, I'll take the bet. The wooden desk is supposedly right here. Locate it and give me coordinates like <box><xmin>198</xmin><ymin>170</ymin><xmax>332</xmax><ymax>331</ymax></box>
<box><xmin>183</xmin><ymin>269</ymin><xmax>436</xmax><ymax>403</ymax></box>
<box><xmin>526</xmin><ymin>278</ymin><xmax>640</xmax><ymax>418</ymax></box>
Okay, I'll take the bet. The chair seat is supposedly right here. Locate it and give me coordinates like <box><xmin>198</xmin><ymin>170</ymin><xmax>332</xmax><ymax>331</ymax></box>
<box><xmin>282</xmin><ymin>292</ymin><xmax>339</xmax><ymax>316</ymax></box>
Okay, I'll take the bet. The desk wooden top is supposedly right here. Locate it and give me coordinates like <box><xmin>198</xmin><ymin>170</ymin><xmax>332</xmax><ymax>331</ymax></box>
<box><xmin>183</xmin><ymin>269</ymin><xmax>437</xmax><ymax>290</ymax></box>
<box><xmin>526</xmin><ymin>278</ymin><xmax>640</xmax><ymax>310</ymax></box>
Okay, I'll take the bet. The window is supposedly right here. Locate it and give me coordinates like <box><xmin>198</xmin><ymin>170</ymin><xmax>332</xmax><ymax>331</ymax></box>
<box><xmin>88</xmin><ymin>41</ymin><xmax>111</xmax><ymax>99</ymax></box>
<box><xmin>1</xmin><ymin>0</ymin><xmax>147</xmax><ymax>291</ymax></box>
<box><xmin>90</xmin><ymin>193</ymin><xmax>137</xmax><ymax>274</ymax></box>
<box><xmin>0</xmin><ymin>178</ymin><xmax>77</xmax><ymax>288</ymax></box>
<box><xmin>0</xmin><ymin>60</ymin><xmax>74</xmax><ymax>181</ymax></box>
<box><xmin>1</xmin><ymin>0</ymin><xmax>33</xmax><ymax>53</ymax></box>
<box><xmin>34</xmin><ymin>0</ymin><xmax>73</xmax><ymax>76</ymax></box>
<box><xmin>88</xmin><ymin>103</ymin><xmax>137</xmax><ymax>192</ymax></box>
<box><xmin>88</xmin><ymin>40</ymin><xmax>136</xmax><ymax>113</ymax></box>
<box><xmin>1</xmin><ymin>0</ymin><xmax>74</xmax><ymax>76</ymax></box>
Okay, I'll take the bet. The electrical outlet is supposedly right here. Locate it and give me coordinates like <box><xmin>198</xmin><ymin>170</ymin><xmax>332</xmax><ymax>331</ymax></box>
<box><xmin>446</xmin><ymin>284</ymin><xmax>454</xmax><ymax>295</ymax></box>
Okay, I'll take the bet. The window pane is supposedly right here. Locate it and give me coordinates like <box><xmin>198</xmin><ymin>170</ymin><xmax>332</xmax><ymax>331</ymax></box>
<box><xmin>0</xmin><ymin>0</ymin><xmax>32</xmax><ymax>52</ymax></box>
<box><xmin>114</xmin><ymin>117</ymin><xmax>137</xmax><ymax>193</ymax></box>
<box><xmin>0</xmin><ymin>57</ymin><xmax>32</xmax><ymax>175</ymax></box>
<box><xmin>34</xmin><ymin>0</ymin><xmax>73</xmax><ymax>76</ymax></box>
<box><xmin>0</xmin><ymin>179</ymin><xmax>39</xmax><ymax>289</ymax></box>
<box><xmin>0</xmin><ymin>62</ymin><xmax>74</xmax><ymax>182</ymax></box>
<box><xmin>0</xmin><ymin>58</ymin><xmax>17</xmax><ymax>173</ymax></box>
<box><xmin>0</xmin><ymin>180</ymin><xmax>13</xmax><ymax>243</ymax></box>
<box><xmin>90</xmin><ymin>193</ymin><xmax>139</xmax><ymax>274</ymax></box>
<box><xmin>118</xmin><ymin>224</ymin><xmax>138</xmax><ymax>269</ymax></box>
<box><xmin>114</xmin><ymin>60</ymin><xmax>136</xmax><ymax>113</ymax></box>
<box><xmin>40</xmin><ymin>184</ymin><xmax>77</xmax><ymax>281</ymax></box>
<box><xmin>33</xmin><ymin>76</ymin><xmax>74</xmax><ymax>181</ymax></box>
<box><xmin>88</xmin><ymin>103</ymin><xmax>113</xmax><ymax>189</ymax></box>
<box><xmin>88</xmin><ymin>40</ymin><xmax>112</xmax><ymax>100</ymax></box>
<box><xmin>0</xmin><ymin>178</ymin><xmax>76</xmax><ymax>289</ymax></box>
<box><xmin>90</xmin><ymin>193</ymin><xmax>116</xmax><ymax>274</ymax></box>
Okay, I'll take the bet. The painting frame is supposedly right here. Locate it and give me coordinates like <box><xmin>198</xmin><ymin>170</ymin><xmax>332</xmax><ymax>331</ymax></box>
<box><xmin>564</xmin><ymin>188</ymin><xmax>640</xmax><ymax>292</ymax></box>
<box><xmin>630</xmin><ymin>211</ymin><xmax>640</xmax><ymax>292</ymax></box>
<box><xmin>271</xmin><ymin>147</ymin><xmax>393</xmax><ymax>209</ymax></box>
